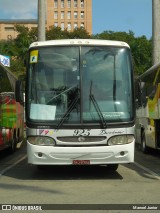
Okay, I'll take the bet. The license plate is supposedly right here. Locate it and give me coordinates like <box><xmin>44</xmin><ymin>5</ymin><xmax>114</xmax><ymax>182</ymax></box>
<box><xmin>73</xmin><ymin>160</ymin><xmax>90</xmax><ymax>165</ymax></box>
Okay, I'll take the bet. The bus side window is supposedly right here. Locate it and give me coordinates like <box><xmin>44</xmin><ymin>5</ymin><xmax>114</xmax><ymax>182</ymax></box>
<box><xmin>140</xmin><ymin>82</ymin><xmax>148</xmax><ymax>107</ymax></box>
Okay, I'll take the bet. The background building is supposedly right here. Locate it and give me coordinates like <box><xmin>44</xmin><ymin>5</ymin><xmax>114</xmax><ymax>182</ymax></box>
<box><xmin>0</xmin><ymin>0</ymin><xmax>92</xmax><ymax>40</ymax></box>
<box><xmin>0</xmin><ymin>19</ymin><xmax>37</xmax><ymax>40</ymax></box>
<box><xmin>47</xmin><ymin>0</ymin><xmax>92</xmax><ymax>34</ymax></box>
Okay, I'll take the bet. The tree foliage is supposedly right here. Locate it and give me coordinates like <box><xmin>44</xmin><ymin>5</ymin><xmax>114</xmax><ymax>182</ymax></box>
<box><xmin>46</xmin><ymin>26</ymin><xmax>91</xmax><ymax>39</ymax></box>
<box><xmin>46</xmin><ymin>27</ymin><xmax>69</xmax><ymax>40</ymax></box>
<box><xmin>0</xmin><ymin>26</ymin><xmax>152</xmax><ymax>78</ymax></box>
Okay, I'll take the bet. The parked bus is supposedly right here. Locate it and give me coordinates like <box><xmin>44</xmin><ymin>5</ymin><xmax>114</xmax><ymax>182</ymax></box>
<box><xmin>20</xmin><ymin>39</ymin><xmax>135</xmax><ymax>170</ymax></box>
<box><xmin>135</xmin><ymin>62</ymin><xmax>160</xmax><ymax>153</ymax></box>
<box><xmin>0</xmin><ymin>63</ymin><xmax>24</xmax><ymax>153</ymax></box>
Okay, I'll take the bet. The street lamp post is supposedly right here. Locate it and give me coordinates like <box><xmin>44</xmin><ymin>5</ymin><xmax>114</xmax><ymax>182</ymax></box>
<box><xmin>38</xmin><ymin>0</ymin><xmax>46</xmax><ymax>41</ymax></box>
<box><xmin>152</xmin><ymin>0</ymin><xmax>160</xmax><ymax>64</ymax></box>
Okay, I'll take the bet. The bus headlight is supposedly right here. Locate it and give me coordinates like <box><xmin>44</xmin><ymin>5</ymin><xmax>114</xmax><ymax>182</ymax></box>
<box><xmin>108</xmin><ymin>135</ymin><xmax>134</xmax><ymax>146</ymax></box>
<box><xmin>28</xmin><ymin>136</ymin><xmax>56</xmax><ymax>146</ymax></box>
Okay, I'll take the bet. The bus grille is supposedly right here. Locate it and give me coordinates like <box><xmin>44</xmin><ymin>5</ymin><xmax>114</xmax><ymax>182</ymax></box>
<box><xmin>57</xmin><ymin>136</ymin><xmax>106</xmax><ymax>143</ymax></box>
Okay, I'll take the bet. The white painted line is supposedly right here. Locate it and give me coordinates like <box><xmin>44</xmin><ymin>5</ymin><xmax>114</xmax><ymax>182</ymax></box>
<box><xmin>0</xmin><ymin>155</ymin><xmax>27</xmax><ymax>177</ymax></box>
<box><xmin>134</xmin><ymin>161</ymin><xmax>160</xmax><ymax>180</ymax></box>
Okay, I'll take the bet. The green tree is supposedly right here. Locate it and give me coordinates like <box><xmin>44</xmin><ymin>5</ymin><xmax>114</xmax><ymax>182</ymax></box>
<box><xmin>0</xmin><ymin>39</ymin><xmax>18</xmax><ymax>56</ymax></box>
<box><xmin>68</xmin><ymin>27</ymin><xmax>91</xmax><ymax>39</ymax></box>
<box><xmin>46</xmin><ymin>26</ymin><xmax>69</xmax><ymax>40</ymax></box>
<box><xmin>130</xmin><ymin>36</ymin><xmax>152</xmax><ymax>76</ymax></box>
<box><xmin>14</xmin><ymin>25</ymin><xmax>37</xmax><ymax>61</ymax></box>
<box><xmin>46</xmin><ymin>26</ymin><xmax>91</xmax><ymax>40</ymax></box>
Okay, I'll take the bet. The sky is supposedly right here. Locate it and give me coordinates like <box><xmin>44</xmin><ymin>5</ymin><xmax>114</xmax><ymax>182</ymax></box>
<box><xmin>0</xmin><ymin>0</ymin><xmax>152</xmax><ymax>39</ymax></box>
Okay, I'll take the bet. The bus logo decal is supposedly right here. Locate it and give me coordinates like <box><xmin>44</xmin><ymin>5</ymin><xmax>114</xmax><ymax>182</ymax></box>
<box><xmin>44</xmin><ymin>130</ymin><xmax>49</xmax><ymax>135</ymax></box>
<box><xmin>39</xmin><ymin>130</ymin><xmax>51</xmax><ymax>135</ymax></box>
<box><xmin>39</xmin><ymin>130</ymin><xmax>44</xmax><ymax>135</ymax></box>
<box><xmin>30</xmin><ymin>50</ymin><xmax>38</xmax><ymax>63</ymax></box>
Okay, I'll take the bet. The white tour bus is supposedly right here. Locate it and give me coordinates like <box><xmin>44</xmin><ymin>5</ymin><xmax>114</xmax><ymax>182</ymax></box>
<box><xmin>23</xmin><ymin>39</ymin><xmax>135</xmax><ymax>170</ymax></box>
<box><xmin>135</xmin><ymin>62</ymin><xmax>160</xmax><ymax>153</ymax></box>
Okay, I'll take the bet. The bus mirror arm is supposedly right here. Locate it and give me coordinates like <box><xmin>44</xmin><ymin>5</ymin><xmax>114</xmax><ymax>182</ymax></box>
<box><xmin>15</xmin><ymin>80</ymin><xmax>24</xmax><ymax>104</ymax></box>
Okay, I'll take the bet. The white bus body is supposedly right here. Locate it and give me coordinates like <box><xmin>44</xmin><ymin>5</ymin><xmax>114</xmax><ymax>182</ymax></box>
<box><xmin>26</xmin><ymin>39</ymin><xmax>135</xmax><ymax>169</ymax></box>
<box><xmin>135</xmin><ymin>62</ymin><xmax>160</xmax><ymax>153</ymax></box>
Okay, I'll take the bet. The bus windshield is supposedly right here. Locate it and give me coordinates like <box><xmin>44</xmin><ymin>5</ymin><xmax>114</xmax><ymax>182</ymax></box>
<box><xmin>27</xmin><ymin>45</ymin><xmax>133</xmax><ymax>126</ymax></box>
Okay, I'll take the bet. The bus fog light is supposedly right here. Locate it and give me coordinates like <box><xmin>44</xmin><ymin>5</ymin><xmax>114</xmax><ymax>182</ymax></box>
<box><xmin>120</xmin><ymin>151</ymin><xmax>125</xmax><ymax>156</ymax></box>
<box><xmin>28</xmin><ymin>136</ymin><xmax>56</xmax><ymax>146</ymax></box>
<box><xmin>108</xmin><ymin>135</ymin><xmax>134</xmax><ymax>146</ymax></box>
<box><xmin>38</xmin><ymin>152</ymin><xmax>43</xmax><ymax>157</ymax></box>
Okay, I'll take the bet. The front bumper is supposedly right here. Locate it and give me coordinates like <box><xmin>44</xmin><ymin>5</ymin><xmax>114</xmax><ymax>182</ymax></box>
<box><xmin>27</xmin><ymin>140</ymin><xmax>135</xmax><ymax>165</ymax></box>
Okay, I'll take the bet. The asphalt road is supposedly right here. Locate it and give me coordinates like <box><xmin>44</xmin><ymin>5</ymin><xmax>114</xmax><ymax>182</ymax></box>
<box><xmin>0</xmin><ymin>141</ymin><xmax>160</xmax><ymax>213</ymax></box>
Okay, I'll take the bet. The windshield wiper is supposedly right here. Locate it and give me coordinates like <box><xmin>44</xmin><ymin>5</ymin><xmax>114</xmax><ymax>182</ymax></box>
<box><xmin>56</xmin><ymin>89</ymin><xmax>79</xmax><ymax>130</ymax></box>
<box><xmin>90</xmin><ymin>81</ymin><xmax>107</xmax><ymax>129</ymax></box>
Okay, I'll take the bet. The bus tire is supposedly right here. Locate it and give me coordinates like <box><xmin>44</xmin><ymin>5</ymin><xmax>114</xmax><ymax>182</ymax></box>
<box><xmin>37</xmin><ymin>165</ymin><xmax>46</xmax><ymax>170</ymax></box>
<box><xmin>8</xmin><ymin>137</ymin><xmax>16</xmax><ymax>154</ymax></box>
<box><xmin>141</xmin><ymin>131</ymin><xmax>148</xmax><ymax>154</ymax></box>
<box><xmin>107</xmin><ymin>164</ymin><xmax>119</xmax><ymax>171</ymax></box>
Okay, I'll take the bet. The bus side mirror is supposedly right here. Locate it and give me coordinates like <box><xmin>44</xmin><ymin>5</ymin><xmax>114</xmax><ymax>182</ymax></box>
<box><xmin>15</xmin><ymin>80</ymin><xmax>24</xmax><ymax>103</ymax></box>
